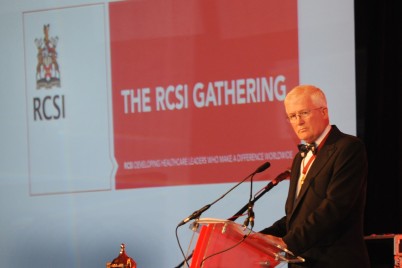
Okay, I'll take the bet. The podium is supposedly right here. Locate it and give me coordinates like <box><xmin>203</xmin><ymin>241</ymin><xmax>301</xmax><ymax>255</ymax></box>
<box><xmin>188</xmin><ymin>218</ymin><xmax>304</xmax><ymax>268</ymax></box>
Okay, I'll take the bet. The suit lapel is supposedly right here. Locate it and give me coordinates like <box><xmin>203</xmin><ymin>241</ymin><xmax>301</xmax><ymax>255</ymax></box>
<box><xmin>286</xmin><ymin>155</ymin><xmax>302</xmax><ymax>213</ymax></box>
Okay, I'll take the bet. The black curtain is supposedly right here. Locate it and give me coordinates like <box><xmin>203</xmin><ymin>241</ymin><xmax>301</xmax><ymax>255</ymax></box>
<box><xmin>355</xmin><ymin>0</ymin><xmax>402</xmax><ymax>235</ymax></box>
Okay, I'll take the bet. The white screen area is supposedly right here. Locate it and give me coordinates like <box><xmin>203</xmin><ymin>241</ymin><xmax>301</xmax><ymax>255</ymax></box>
<box><xmin>0</xmin><ymin>0</ymin><xmax>355</xmax><ymax>267</ymax></box>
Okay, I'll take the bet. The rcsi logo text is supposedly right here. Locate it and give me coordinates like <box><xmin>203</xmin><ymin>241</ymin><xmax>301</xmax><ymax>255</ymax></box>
<box><xmin>33</xmin><ymin>95</ymin><xmax>65</xmax><ymax>120</ymax></box>
<box><xmin>33</xmin><ymin>24</ymin><xmax>65</xmax><ymax>121</ymax></box>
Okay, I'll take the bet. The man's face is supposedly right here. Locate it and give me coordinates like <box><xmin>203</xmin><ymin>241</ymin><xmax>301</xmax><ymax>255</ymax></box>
<box><xmin>285</xmin><ymin>95</ymin><xmax>328</xmax><ymax>143</ymax></box>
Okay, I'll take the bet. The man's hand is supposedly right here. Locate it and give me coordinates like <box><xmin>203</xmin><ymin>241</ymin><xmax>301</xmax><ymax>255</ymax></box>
<box><xmin>264</xmin><ymin>234</ymin><xmax>287</xmax><ymax>249</ymax></box>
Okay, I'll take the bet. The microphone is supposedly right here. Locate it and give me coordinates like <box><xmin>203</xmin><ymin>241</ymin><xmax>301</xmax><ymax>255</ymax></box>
<box><xmin>254</xmin><ymin>162</ymin><xmax>271</xmax><ymax>174</ymax></box>
<box><xmin>176</xmin><ymin>161</ymin><xmax>271</xmax><ymax>227</ymax></box>
<box><xmin>228</xmin><ymin>169</ymin><xmax>290</xmax><ymax>222</ymax></box>
<box><xmin>265</xmin><ymin>169</ymin><xmax>290</xmax><ymax>189</ymax></box>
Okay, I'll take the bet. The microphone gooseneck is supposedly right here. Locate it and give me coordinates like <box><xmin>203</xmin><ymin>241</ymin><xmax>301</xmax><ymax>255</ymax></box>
<box><xmin>228</xmin><ymin>169</ymin><xmax>290</xmax><ymax>222</ymax></box>
<box><xmin>176</xmin><ymin>161</ymin><xmax>271</xmax><ymax>228</ymax></box>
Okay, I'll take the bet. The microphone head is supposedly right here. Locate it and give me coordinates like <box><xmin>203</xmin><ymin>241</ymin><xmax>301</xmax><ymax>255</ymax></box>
<box><xmin>255</xmin><ymin>162</ymin><xmax>271</xmax><ymax>173</ymax></box>
<box><xmin>276</xmin><ymin>169</ymin><xmax>291</xmax><ymax>183</ymax></box>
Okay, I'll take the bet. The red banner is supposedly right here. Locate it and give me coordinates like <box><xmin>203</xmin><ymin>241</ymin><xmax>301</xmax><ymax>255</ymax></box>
<box><xmin>109</xmin><ymin>0</ymin><xmax>300</xmax><ymax>189</ymax></box>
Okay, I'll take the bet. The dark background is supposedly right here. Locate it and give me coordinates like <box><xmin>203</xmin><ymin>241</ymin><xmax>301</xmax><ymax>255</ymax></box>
<box><xmin>355</xmin><ymin>0</ymin><xmax>402</xmax><ymax>235</ymax></box>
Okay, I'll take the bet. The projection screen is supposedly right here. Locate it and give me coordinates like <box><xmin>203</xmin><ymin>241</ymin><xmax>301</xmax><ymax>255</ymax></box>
<box><xmin>0</xmin><ymin>0</ymin><xmax>356</xmax><ymax>267</ymax></box>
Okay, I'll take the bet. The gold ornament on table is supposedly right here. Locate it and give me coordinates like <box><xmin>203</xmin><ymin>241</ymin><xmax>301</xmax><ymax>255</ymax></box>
<box><xmin>106</xmin><ymin>243</ymin><xmax>137</xmax><ymax>268</ymax></box>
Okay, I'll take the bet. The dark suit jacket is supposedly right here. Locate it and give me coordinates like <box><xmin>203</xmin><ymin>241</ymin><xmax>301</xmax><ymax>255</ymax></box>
<box><xmin>260</xmin><ymin>125</ymin><xmax>370</xmax><ymax>268</ymax></box>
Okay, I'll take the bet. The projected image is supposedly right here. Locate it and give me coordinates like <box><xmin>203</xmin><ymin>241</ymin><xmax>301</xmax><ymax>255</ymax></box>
<box><xmin>0</xmin><ymin>0</ymin><xmax>357</xmax><ymax>267</ymax></box>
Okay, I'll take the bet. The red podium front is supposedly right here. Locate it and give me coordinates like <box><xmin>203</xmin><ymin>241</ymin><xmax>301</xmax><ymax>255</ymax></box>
<box><xmin>189</xmin><ymin>218</ymin><xmax>304</xmax><ymax>268</ymax></box>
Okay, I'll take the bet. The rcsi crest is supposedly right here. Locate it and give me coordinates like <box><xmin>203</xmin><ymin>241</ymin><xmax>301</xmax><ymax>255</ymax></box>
<box><xmin>35</xmin><ymin>24</ymin><xmax>61</xmax><ymax>89</ymax></box>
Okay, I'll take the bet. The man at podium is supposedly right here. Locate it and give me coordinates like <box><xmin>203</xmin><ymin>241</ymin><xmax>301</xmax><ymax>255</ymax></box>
<box><xmin>259</xmin><ymin>85</ymin><xmax>370</xmax><ymax>267</ymax></box>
